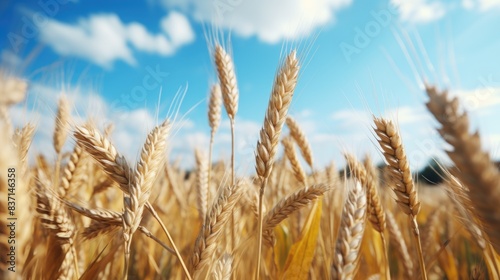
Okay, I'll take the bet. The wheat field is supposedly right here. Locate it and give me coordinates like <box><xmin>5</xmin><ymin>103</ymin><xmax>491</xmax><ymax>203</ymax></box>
<box><xmin>1</xmin><ymin>43</ymin><xmax>499</xmax><ymax>280</ymax></box>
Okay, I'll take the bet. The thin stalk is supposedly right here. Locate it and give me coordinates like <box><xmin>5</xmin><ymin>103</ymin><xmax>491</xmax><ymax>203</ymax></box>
<box><xmin>380</xmin><ymin>233</ymin><xmax>390</xmax><ymax>280</ymax></box>
<box><xmin>230</xmin><ymin>118</ymin><xmax>236</xmax><ymax>251</ymax></box>
<box><xmin>124</xmin><ymin>239</ymin><xmax>131</xmax><ymax>280</ymax></box>
<box><xmin>71</xmin><ymin>246</ymin><xmax>80</xmax><ymax>280</ymax></box>
<box><xmin>145</xmin><ymin>201</ymin><xmax>192</xmax><ymax>280</ymax></box>
<box><xmin>138</xmin><ymin>226</ymin><xmax>175</xmax><ymax>254</ymax></box>
<box><xmin>411</xmin><ymin>217</ymin><xmax>427</xmax><ymax>280</ymax></box>
<box><xmin>255</xmin><ymin>178</ymin><xmax>267</xmax><ymax>280</ymax></box>
<box><xmin>207</xmin><ymin>131</ymin><xmax>215</xmax><ymax>207</ymax></box>
<box><xmin>54</xmin><ymin>152</ymin><xmax>62</xmax><ymax>189</ymax></box>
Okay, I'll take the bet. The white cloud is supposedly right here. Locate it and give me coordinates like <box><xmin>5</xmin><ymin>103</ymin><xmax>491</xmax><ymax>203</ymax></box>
<box><xmin>9</xmin><ymin>83</ymin><xmax>159</xmax><ymax>163</ymax></box>
<box><xmin>462</xmin><ymin>0</ymin><xmax>500</xmax><ymax>10</ymax></box>
<box><xmin>385</xmin><ymin>105</ymin><xmax>430</xmax><ymax>124</ymax></box>
<box><xmin>391</xmin><ymin>0</ymin><xmax>446</xmax><ymax>23</ymax></box>
<box><xmin>161</xmin><ymin>11</ymin><xmax>196</xmax><ymax>47</ymax></box>
<box><xmin>38</xmin><ymin>12</ymin><xmax>195</xmax><ymax>68</ymax></box>
<box><xmin>39</xmin><ymin>14</ymin><xmax>134</xmax><ymax>67</ymax></box>
<box><xmin>331</xmin><ymin>108</ymin><xmax>371</xmax><ymax>129</ymax></box>
<box><xmin>1</xmin><ymin>50</ymin><xmax>22</xmax><ymax>69</ymax></box>
<box><xmin>127</xmin><ymin>23</ymin><xmax>174</xmax><ymax>56</ymax></box>
<box><xmin>159</xmin><ymin>0</ymin><xmax>352</xmax><ymax>43</ymax></box>
<box><xmin>450</xmin><ymin>87</ymin><xmax>500</xmax><ymax>112</ymax></box>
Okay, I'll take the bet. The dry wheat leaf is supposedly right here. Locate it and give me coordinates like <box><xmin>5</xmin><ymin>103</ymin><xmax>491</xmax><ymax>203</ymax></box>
<box><xmin>281</xmin><ymin>198</ymin><xmax>322</xmax><ymax>279</ymax></box>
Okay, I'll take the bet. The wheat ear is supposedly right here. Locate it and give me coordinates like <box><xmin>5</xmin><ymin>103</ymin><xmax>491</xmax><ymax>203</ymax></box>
<box><xmin>195</xmin><ymin>148</ymin><xmax>209</xmax><ymax>221</ymax></box>
<box><xmin>214</xmin><ymin>44</ymin><xmax>238</xmax><ymax>120</ymax></box>
<box><xmin>214</xmin><ymin>44</ymin><xmax>239</xmax><ymax>251</ymax></box>
<box><xmin>425</xmin><ymin>85</ymin><xmax>500</xmax><ymax>253</ymax></box>
<box><xmin>0</xmin><ymin>72</ymin><xmax>27</xmax><ymax>105</ymax></box>
<box><xmin>286</xmin><ymin>116</ymin><xmax>313</xmax><ymax>168</ymax></box>
<box><xmin>53</xmin><ymin>96</ymin><xmax>70</xmax><ymax>191</ymax></box>
<box><xmin>191</xmin><ymin>181</ymin><xmax>243</xmax><ymax>279</ymax></box>
<box><xmin>282</xmin><ymin>136</ymin><xmax>307</xmax><ymax>186</ymax></box>
<box><xmin>14</xmin><ymin>123</ymin><xmax>35</xmax><ymax>166</ymax></box>
<box><xmin>263</xmin><ymin>184</ymin><xmax>328</xmax><ymax>246</ymax></box>
<box><xmin>208</xmin><ymin>83</ymin><xmax>222</xmax><ymax>206</ymax></box>
<box><xmin>345</xmin><ymin>153</ymin><xmax>390</xmax><ymax>280</ymax></box>
<box><xmin>59</xmin><ymin>143</ymin><xmax>84</xmax><ymax>198</ymax></box>
<box><xmin>444</xmin><ymin>174</ymin><xmax>500</xmax><ymax>277</ymax></box>
<box><xmin>211</xmin><ymin>253</ymin><xmax>233</xmax><ymax>280</ymax></box>
<box><xmin>331</xmin><ymin>181</ymin><xmax>366</xmax><ymax>280</ymax></box>
<box><xmin>254</xmin><ymin>50</ymin><xmax>299</xmax><ymax>279</ymax></box>
<box><xmin>74</xmin><ymin>124</ymin><xmax>132</xmax><ymax>192</ymax></box>
<box><xmin>122</xmin><ymin>120</ymin><xmax>171</xmax><ymax>279</ymax></box>
<box><xmin>54</xmin><ymin>96</ymin><xmax>70</xmax><ymax>154</ymax></box>
<box><xmin>74</xmin><ymin>123</ymin><xmax>184</xmax><ymax>266</ymax></box>
<box><xmin>35</xmin><ymin>170</ymin><xmax>79</xmax><ymax>279</ymax></box>
<box><xmin>373</xmin><ymin>116</ymin><xmax>427</xmax><ymax>280</ymax></box>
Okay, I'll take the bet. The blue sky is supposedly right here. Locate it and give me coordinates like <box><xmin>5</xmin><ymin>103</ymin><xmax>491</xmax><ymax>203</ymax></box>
<box><xmin>2</xmin><ymin>0</ymin><xmax>500</xmax><ymax>173</ymax></box>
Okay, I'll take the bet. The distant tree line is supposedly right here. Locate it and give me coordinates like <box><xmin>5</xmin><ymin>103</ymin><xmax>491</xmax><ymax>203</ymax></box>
<box><xmin>344</xmin><ymin>159</ymin><xmax>500</xmax><ymax>186</ymax></box>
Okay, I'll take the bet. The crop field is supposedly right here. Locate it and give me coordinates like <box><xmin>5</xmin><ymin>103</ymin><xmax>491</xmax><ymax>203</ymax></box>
<box><xmin>1</xmin><ymin>38</ymin><xmax>499</xmax><ymax>280</ymax></box>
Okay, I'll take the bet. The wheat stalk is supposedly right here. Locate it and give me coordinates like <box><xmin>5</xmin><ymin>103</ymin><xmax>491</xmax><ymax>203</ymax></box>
<box><xmin>373</xmin><ymin>116</ymin><xmax>427</xmax><ymax>280</ymax></box>
<box><xmin>122</xmin><ymin>119</ymin><xmax>170</xmax><ymax>279</ymax></box>
<box><xmin>425</xmin><ymin>85</ymin><xmax>500</xmax><ymax>253</ymax></box>
<box><xmin>214</xmin><ymin>44</ymin><xmax>239</xmax><ymax>252</ymax></box>
<box><xmin>444</xmin><ymin>173</ymin><xmax>500</xmax><ymax>277</ymax></box>
<box><xmin>254</xmin><ymin>49</ymin><xmax>299</xmax><ymax>279</ymax></box>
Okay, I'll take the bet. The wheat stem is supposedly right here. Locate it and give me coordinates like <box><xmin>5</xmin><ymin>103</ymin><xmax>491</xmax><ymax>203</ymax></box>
<box><xmin>256</xmin><ymin>178</ymin><xmax>267</xmax><ymax>280</ymax></box>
